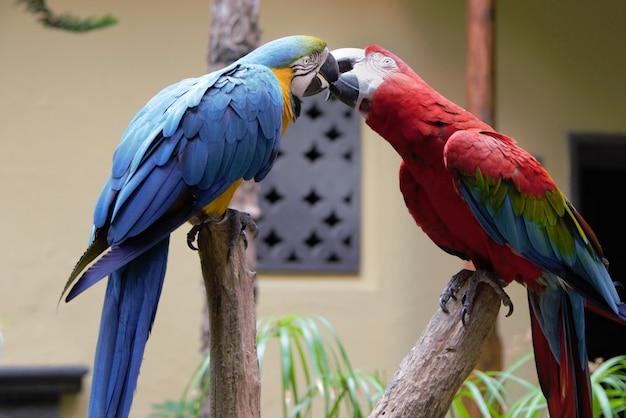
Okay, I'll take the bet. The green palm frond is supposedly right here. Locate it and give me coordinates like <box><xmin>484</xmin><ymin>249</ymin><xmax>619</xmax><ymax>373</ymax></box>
<box><xmin>17</xmin><ymin>0</ymin><xmax>117</xmax><ymax>32</ymax></box>
<box><xmin>451</xmin><ymin>353</ymin><xmax>547</xmax><ymax>418</ymax></box>
<box><xmin>590</xmin><ymin>355</ymin><xmax>626</xmax><ymax>417</ymax></box>
<box><xmin>450</xmin><ymin>354</ymin><xmax>626</xmax><ymax>418</ymax></box>
<box><xmin>151</xmin><ymin>313</ymin><xmax>384</xmax><ymax>418</ymax></box>
<box><xmin>258</xmin><ymin>314</ymin><xmax>384</xmax><ymax>418</ymax></box>
<box><xmin>151</xmin><ymin>314</ymin><xmax>626</xmax><ymax>418</ymax></box>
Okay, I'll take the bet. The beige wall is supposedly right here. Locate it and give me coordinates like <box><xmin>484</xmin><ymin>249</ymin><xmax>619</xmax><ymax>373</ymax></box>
<box><xmin>1</xmin><ymin>0</ymin><xmax>625</xmax><ymax>417</ymax></box>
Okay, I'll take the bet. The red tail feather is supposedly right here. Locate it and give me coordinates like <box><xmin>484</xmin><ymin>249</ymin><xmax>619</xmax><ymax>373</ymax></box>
<box><xmin>530</xmin><ymin>301</ymin><xmax>592</xmax><ymax>417</ymax></box>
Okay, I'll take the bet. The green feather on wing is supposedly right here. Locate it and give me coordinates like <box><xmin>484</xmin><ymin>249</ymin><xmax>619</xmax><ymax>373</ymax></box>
<box><xmin>460</xmin><ymin>167</ymin><xmax>578</xmax><ymax>262</ymax></box>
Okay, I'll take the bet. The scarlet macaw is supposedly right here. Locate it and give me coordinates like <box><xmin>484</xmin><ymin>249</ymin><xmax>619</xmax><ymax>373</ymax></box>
<box><xmin>329</xmin><ymin>46</ymin><xmax>626</xmax><ymax>416</ymax></box>
<box><xmin>61</xmin><ymin>35</ymin><xmax>338</xmax><ymax>418</ymax></box>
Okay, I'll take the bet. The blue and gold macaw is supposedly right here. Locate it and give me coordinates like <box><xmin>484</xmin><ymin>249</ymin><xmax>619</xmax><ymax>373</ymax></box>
<box><xmin>61</xmin><ymin>35</ymin><xmax>338</xmax><ymax>418</ymax></box>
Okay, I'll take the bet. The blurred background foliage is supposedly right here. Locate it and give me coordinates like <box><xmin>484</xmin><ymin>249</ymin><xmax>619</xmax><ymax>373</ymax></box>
<box><xmin>16</xmin><ymin>0</ymin><xmax>117</xmax><ymax>32</ymax></box>
<box><xmin>150</xmin><ymin>314</ymin><xmax>626</xmax><ymax>418</ymax></box>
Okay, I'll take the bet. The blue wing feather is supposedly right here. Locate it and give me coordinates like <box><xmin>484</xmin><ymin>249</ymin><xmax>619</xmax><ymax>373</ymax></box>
<box><xmin>180</xmin><ymin>136</ymin><xmax>210</xmax><ymax>185</ymax></box>
<box><xmin>224</xmin><ymin>111</ymin><xmax>248</xmax><ymax>143</ymax></box>
<box><xmin>64</xmin><ymin>35</ymin><xmax>333</xmax><ymax>418</ymax></box>
<box><xmin>153</xmin><ymin>129</ymin><xmax>184</xmax><ymax>166</ymax></box>
<box><xmin>72</xmin><ymin>62</ymin><xmax>284</xmax><ymax>295</ymax></box>
<box><xmin>215</xmin><ymin>139</ymin><xmax>238</xmax><ymax>182</ymax></box>
<box><xmin>94</xmin><ymin>178</ymin><xmax>115</xmax><ymax>229</ymax></box>
<box><xmin>197</xmin><ymin>134</ymin><xmax>224</xmax><ymax>189</ymax></box>
<box><xmin>448</xmin><ymin>131</ymin><xmax>623</xmax><ymax>315</ymax></box>
<box><xmin>230</xmin><ymin>132</ymin><xmax>257</xmax><ymax>180</ymax></box>
<box><xmin>244</xmin><ymin>126</ymin><xmax>269</xmax><ymax>179</ymax></box>
<box><xmin>254</xmin><ymin>139</ymin><xmax>280</xmax><ymax>182</ymax></box>
<box><xmin>199</xmin><ymin>105</ymin><xmax>228</xmax><ymax>142</ymax></box>
<box><xmin>137</xmin><ymin>166</ymin><xmax>187</xmax><ymax>231</ymax></box>
<box><xmin>459</xmin><ymin>186</ymin><xmax>506</xmax><ymax>245</ymax></box>
<box><xmin>181</xmin><ymin>107</ymin><xmax>204</xmax><ymax>138</ymax></box>
<box><xmin>525</xmin><ymin>216</ymin><xmax>552</xmax><ymax>256</ymax></box>
<box><xmin>458</xmin><ymin>165</ymin><xmax>607</xmax><ymax>280</ymax></box>
<box><xmin>99</xmin><ymin>64</ymin><xmax>280</xmax><ymax>243</ymax></box>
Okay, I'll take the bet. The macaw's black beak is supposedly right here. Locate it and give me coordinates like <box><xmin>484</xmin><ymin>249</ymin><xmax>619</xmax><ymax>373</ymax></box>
<box><xmin>328</xmin><ymin>73</ymin><xmax>360</xmax><ymax>109</ymax></box>
<box><xmin>327</xmin><ymin>47</ymin><xmax>365</xmax><ymax>108</ymax></box>
<box><xmin>303</xmin><ymin>52</ymin><xmax>339</xmax><ymax>97</ymax></box>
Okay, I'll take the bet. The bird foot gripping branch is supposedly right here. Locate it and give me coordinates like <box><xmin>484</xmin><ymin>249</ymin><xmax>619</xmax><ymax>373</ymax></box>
<box><xmin>439</xmin><ymin>269</ymin><xmax>514</xmax><ymax>326</ymax></box>
<box><xmin>187</xmin><ymin>209</ymin><xmax>258</xmax><ymax>258</ymax></box>
<box><xmin>187</xmin><ymin>212</ymin><xmax>226</xmax><ymax>250</ymax></box>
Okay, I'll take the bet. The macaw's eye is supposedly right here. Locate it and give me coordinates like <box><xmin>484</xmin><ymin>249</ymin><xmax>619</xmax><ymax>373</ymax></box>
<box><xmin>292</xmin><ymin>53</ymin><xmax>322</xmax><ymax>76</ymax></box>
<box><xmin>370</xmin><ymin>53</ymin><xmax>399</xmax><ymax>75</ymax></box>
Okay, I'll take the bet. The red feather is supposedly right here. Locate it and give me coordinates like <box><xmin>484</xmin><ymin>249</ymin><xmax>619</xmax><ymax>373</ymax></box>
<box><xmin>362</xmin><ymin>50</ymin><xmax>543</xmax><ymax>288</ymax></box>
<box><xmin>334</xmin><ymin>44</ymin><xmax>626</xmax><ymax>417</ymax></box>
<box><xmin>530</xmin><ymin>295</ymin><xmax>592</xmax><ymax>416</ymax></box>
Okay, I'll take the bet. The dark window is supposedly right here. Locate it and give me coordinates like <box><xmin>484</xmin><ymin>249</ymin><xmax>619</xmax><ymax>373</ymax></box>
<box><xmin>257</xmin><ymin>95</ymin><xmax>361</xmax><ymax>273</ymax></box>
<box><xmin>570</xmin><ymin>132</ymin><xmax>626</xmax><ymax>361</ymax></box>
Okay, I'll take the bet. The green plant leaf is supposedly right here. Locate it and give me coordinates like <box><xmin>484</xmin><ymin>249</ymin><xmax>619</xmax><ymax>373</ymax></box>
<box><xmin>17</xmin><ymin>0</ymin><xmax>117</xmax><ymax>32</ymax></box>
<box><xmin>152</xmin><ymin>315</ymin><xmax>626</xmax><ymax>418</ymax></box>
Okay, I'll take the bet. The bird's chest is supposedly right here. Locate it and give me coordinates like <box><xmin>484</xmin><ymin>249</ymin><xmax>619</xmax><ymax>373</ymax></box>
<box><xmin>399</xmin><ymin>138</ymin><xmax>504</xmax><ymax>260</ymax></box>
<box><xmin>394</xmin><ymin>135</ymin><xmax>448</xmax><ymax>183</ymax></box>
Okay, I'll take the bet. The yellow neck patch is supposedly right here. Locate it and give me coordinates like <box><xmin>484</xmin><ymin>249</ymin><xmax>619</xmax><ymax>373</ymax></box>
<box><xmin>272</xmin><ymin>67</ymin><xmax>296</xmax><ymax>135</ymax></box>
<box><xmin>200</xmin><ymin>178</ymin><xmax>244</xmax><ymax>216</ymax></box>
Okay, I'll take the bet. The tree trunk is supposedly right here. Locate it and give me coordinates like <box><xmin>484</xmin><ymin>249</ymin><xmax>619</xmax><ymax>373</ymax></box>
<box><xmin>465</xmin><ymin>0</ymin><xmax>502</xmax><ymax>415</ymax></box>
<box><xmin>369</xmin><ymin>276</ymin><xmax>502</xmax><ymax>417</ymax></box>
<box><xmin>197</xmin><ymin>211</ymin><xmax>260</xmax><ymax>418</ymax></box>
<box><xmin>206</xmin><ymin>0</ymin><xmax>261</xmax><ymax>73</ymax></box>
<box><xmin>199</xmin><ymin>1</ymin><xmax>261</xmax><ymax>416</ymax></box>
<box><xmin>466</xmin><ymin>0</ymin><xmax>495</xmax><ymax>124</ymax></box>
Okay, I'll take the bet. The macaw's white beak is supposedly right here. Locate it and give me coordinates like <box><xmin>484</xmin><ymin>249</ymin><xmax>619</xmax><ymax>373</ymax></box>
<box><xmin>332</xmin><ymin>48</ymin><xmax>366</xmax><ymax>73</ymax></box>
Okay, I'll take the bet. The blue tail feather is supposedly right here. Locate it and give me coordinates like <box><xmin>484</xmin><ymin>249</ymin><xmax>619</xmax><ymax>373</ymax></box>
<box><xmin>88</xmin><ymin>237</ymin><xmax>169</xmax><ymax>418</ymax></box>
<box><xmin>66</xmin><ymin>205</ymin><xmax>191</xmax><ymax>302</ymax></box>
<box><xmin>528</xmin><ymin>284</ymin><xmax>592</xmax><ymax>418</ymax></box>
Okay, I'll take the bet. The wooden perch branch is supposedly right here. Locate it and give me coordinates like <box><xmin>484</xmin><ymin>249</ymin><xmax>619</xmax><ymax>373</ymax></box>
<box><xmin>195</xmin><ymin>209</ymin><xmax>260</xmax><ymax>418</ymax></box>
<box><xmin>369</xmin><ymin>277</ymin><xmax>503</xmax><ymax>418</ymax></box>
<box><xmin>192</xmin><ymin>205</ymin><xmax>502</xmax><ymax>418</ymax></box>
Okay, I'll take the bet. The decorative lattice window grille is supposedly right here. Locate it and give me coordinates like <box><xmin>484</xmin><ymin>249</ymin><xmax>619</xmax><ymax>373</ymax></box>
<box><xmin>256</xmin><ymin>95</ymin><xmax>361</xmax><ymax>273</ymax></box>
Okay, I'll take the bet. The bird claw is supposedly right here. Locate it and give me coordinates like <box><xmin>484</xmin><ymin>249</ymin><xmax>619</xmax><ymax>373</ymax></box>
<box><xmin>440</xmin><ymin>269</ymin><xmax>514</xmax><ymax>326</ymax></box>
<box><xmin>226</xmin><ymin>210</ymin><xmax>258</xmax><ymax>258</ymax></box>
<box><xmin>186</xmin><ymin>212</ymin><xmax>231</xmax><ymax>251</ymax></box>
<box><xmin>439</xmin><ymin>269</ymin><xmax>474</xmax><ymax>313</ymax></box>
<box><xmin>187</xmin><ymin>224</ymin><xmax>202</xmax><ymax>250</ymax></box>
<box><xmin>186</xmin><ymin>210</ymin><xmax>258</xmax><ymax>257</ymax></box>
